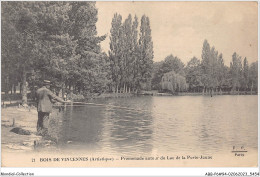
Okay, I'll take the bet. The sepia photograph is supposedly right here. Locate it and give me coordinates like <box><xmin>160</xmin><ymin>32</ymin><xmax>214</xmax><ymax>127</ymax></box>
<box><xmin>1</xmin><ymin>1</ymin><xmax>258</xmax><ymax>171</ymax></box>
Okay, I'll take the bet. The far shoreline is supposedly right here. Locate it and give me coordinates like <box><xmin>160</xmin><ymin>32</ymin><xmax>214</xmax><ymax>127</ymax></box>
<box><xmin>1</xmin><ymin>90</ymin><xmax>258</xmax><ymax>108</ymax></box>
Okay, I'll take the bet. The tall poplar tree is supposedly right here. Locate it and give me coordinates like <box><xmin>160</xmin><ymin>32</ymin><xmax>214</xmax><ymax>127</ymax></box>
<box><xmin>230</xmin><ymin>52</ymin><xmax>243</xmax><ymax>91</ymax></box>
<box><xmin>139</xmin><ymin>15</ymin><xmax>154</xmax><ymax>90</ymax></box>
<box><xmin>109</xmin><ymin>13</ymin><xmax>123</xmax><ymax>93</ymax></box>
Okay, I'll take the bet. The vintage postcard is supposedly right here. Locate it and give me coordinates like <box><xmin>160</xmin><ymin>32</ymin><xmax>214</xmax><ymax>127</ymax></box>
<box><xmin>1</xmin><ymin>1</ymin><xmax>258</xmax><ymax>172</ymax></box>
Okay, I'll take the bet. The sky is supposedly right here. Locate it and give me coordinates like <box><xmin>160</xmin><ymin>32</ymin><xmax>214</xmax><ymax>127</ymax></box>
<box><xmin>96</xmin><ymin>1</ymin><xmax>258</xmax><ymax>65</ymax></box>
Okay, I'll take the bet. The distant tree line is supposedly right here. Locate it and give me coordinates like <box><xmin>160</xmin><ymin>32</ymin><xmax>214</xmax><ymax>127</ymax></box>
<box><xmin>153</xmin><ymin>40</ymin><xmax>258</xmax><ymax>93</ymax></box>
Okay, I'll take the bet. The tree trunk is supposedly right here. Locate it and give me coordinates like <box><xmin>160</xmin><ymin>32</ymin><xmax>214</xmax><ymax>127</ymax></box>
<box><xmin>10</xmin><ymin>84</ymin><xmax>13</xmax><ymax>94</ymax></box>
<box><xmin>14</xmin><ymin>84</ymin><xmax>16</xmax><ymax>94</ymax></box>
<box><xmin>123</xmin><ymin>83</ymin><xmax>126</xmax><ymax>93</ymax></box>
<box><xmin>251</xmin><ymin>83</ymin><xmax>253</xmax><ymax>95</ymax></box>
<box><xmin>21</xmin><ymin>69</ymin><xmax>28</xmax><ymax>106</ymax></box>
<box><xmin>62</xmin><ymin>83</ymin><xmax>65</xmax><ymax>99</ymax></box>
<box><xmin>20</xmin><ymin>82</ymin><xmax>22</xmax><ymax>94</ymax></box>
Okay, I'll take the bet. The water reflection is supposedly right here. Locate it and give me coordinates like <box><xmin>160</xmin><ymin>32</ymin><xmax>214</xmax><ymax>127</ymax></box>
<box><xmin>102</xmin><ymin>98</ymin><xmax>154</xmax><ymax>156</ymax></box>
<box><xmin>50</xmin><ymin>105</ymin><xmax>105</xmax><ymax>152</ymax></box>
<box><xmin>49</xmin><ymin>95</ymin><xmax>257</xmax><ymax>156</ymax></box>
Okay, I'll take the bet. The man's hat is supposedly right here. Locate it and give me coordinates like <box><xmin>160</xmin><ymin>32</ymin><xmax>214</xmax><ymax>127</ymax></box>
<box><xmin>43</xmin><ymin>80</ymin><xmax>51</xmax><ymax>85</ymax></box>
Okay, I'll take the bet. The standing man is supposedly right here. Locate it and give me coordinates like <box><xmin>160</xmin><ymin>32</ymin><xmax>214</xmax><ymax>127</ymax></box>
<box><xmin>36</xmin><ymin>80</ymin><xmax>69</xmax><ymax>136</ymax></box>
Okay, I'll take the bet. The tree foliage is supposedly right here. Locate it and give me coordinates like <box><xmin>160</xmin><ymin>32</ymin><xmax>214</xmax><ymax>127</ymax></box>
<box><xmin>161</xmin><ymin>71</ymin><xmax>187</xmax><ymax>93</ymax></box>
<box><xmin>108</xmin><ymin>13</ymin><xmax>154</xmax><ymax>93</ymax></box>
<box><xmin>185</xmin><ymin>57</ymin><xmax>202</xmax><ymax>91</ymax></box>
<box><xmin>152</xmin><ymin>55</ymin><xmax>185</xmax><ymax>91</ymax></box>
<box><xmin>151</xmin><ymin>39</ymin><xmax>257</xmax><ymax>93</ymax></box>
<box><xmin>2</xmin><ymin>1</ymin><xmax>107</xmax><ymax>104</ymax></box>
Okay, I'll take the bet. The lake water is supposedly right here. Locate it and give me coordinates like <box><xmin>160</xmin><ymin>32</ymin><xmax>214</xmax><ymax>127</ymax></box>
<box><xmin>49</xmin><ymin>95</ymin><xmax>258</xmax><ymax>156</ymax></box>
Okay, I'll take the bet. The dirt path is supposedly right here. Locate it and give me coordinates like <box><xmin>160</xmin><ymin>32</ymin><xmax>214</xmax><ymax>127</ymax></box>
<box><xmin>1</xmin><ymin>107</ymin><xmax>43</xmax><ymax>153</ymax></box>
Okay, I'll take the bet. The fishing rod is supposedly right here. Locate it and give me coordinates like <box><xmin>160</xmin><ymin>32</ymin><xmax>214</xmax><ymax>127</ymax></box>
<box><xmin>54</xmin><ymin>101</ymin><xmax>149</xmax><ymax>113</ymax></box>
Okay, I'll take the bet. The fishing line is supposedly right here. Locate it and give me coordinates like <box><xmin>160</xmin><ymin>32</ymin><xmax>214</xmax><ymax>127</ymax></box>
<box><xmin>53</xmin><ymin>101</ymin><xmax>149</xmax><ymax>113</ymax></box>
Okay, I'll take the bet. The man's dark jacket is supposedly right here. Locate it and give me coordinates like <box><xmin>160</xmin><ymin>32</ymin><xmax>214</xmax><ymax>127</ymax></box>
<box><xmin>36</xmin><ymin>86</ymin><xmax>64</xmax><ymax>113</ymax></box>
